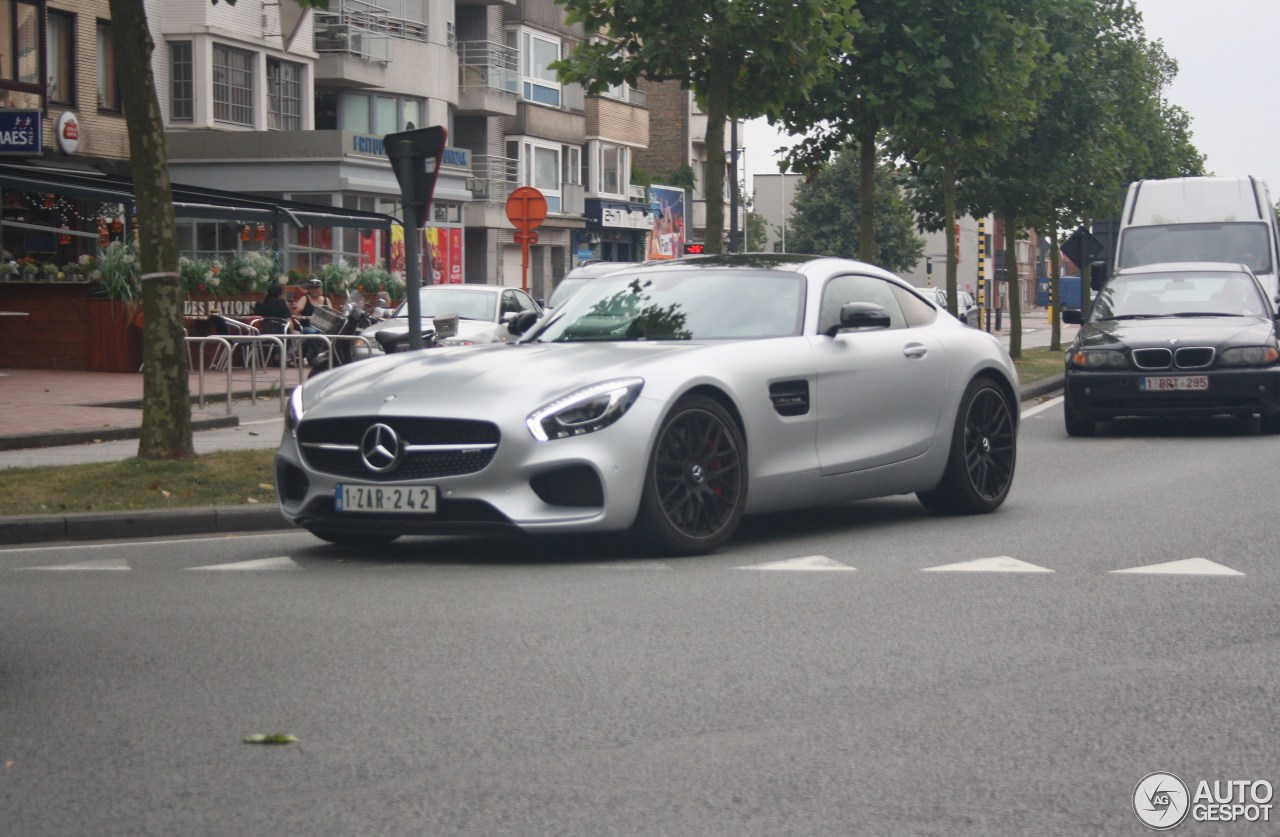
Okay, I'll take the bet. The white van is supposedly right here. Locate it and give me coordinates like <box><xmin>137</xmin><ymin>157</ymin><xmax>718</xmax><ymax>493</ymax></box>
<box><xmin>1114</xmin><ymin>176</ymin><xmax>1280</xmax><ymax>298</ymax></box>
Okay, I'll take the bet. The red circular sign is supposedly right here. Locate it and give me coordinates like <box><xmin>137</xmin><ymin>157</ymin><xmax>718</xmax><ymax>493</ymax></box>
<box><xmin>505</xmin><ymin>186</ymin><xmax>548</xmax><ymax>231</ymax></box>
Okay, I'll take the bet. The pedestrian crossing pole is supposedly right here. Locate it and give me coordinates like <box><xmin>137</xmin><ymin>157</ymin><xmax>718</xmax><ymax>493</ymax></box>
<box><xmin>977</xmin><ymin>217</ymin><xmax>987</xmax><ymax>332</ymax></box>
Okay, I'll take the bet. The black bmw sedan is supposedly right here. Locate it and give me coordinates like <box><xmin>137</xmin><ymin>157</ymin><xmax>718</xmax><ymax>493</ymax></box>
<box><xmin>1061</xmin><ymin>262</ymin><xmax>1280</xmax><ymax>436</ymax></box>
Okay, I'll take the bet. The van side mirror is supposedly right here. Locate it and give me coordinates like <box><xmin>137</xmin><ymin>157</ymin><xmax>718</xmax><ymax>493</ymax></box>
<box><xmin>1062</xmin><ymin>308</ymin><xmax>1083</xmax><ymax>325</ymax></box>
<box><xmin>1089</xmin><ymin>261</ymin><xmax>1108</xmax><ymax>292</ymax></box>
<box><xmin>508</xmin><ymin>310</ymin><xmax>540</xmax><ymax>336</ymax></box>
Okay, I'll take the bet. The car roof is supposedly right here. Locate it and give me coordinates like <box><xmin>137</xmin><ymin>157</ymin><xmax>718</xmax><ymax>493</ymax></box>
<box><xmin>562</xmin><ymin>261</ymin><xmax>643</xmax><ymax>279</ymax></box>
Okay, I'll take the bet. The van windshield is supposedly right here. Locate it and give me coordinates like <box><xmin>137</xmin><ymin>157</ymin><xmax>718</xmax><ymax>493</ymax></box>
<box><xmin>1118</xmin><ymin>222</ymin><xmax>1272</xmax><ymax>273</ymax></box>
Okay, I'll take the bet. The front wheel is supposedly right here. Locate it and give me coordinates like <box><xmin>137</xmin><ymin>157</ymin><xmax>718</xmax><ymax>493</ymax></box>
<box><xmin>637</xmin><ymin>395</ymin><xmax>747</xmax><ymax>555</ymax></box>
<box><xmin>917</xmin><ymin>377</ymin><xmax>1016</xmax><ymax>515</ymax></box>
<box><xmin>1063</xmin><ymin>389</ymin><xmax>1097</xmax><ymax>437</ymax></box>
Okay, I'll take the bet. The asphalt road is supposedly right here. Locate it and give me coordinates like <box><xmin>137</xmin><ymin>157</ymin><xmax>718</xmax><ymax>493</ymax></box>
<box><xmin>2</xmin><ymin>397</ymin><xmax>1276</xmax><ymax>836</ymax></box>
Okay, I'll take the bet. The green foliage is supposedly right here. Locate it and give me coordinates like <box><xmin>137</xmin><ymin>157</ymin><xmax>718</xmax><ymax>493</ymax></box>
<box><xmin>93</xmin><ymin>241</ymin><xmax>142</xmax><ymax>301</ymax></box>
<box><xmin>787</xmin><ymin>150</ymin><xmax>924</xmax><ymax>273</ymax></box>
<box><xmin>745</xmin><ymin>212</ymin><xmax>769</xmax><ymax>252</ymax></box>
<box><xmin>552</xmin><ymin>0</ymin><xmax>860</xmax><ymax>253</ymax></box>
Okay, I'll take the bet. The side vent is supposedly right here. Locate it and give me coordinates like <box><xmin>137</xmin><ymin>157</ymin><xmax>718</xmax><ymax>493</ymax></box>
<box><xmin>769</xmin><ymin>380</ymin><xmax>810</xmax><ymax>417</ymax></box>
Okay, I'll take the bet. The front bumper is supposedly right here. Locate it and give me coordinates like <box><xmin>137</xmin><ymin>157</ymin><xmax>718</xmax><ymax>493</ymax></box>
<box><xmin>274</xmin><ymin>397</ymin><xmax>662</xmax><ymax>538</ymax></box>
<box><xmin>1065</xmin><ymin>367</ymin><xmax>1280</xmax><ymax>420</ymax></box>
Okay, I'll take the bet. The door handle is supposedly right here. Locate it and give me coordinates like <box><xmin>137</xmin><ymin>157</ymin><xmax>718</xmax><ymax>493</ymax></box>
<box><xmin>903</xmin><ymin>343</ymin><xmax>928</xmax><ymax>359</ymax></box>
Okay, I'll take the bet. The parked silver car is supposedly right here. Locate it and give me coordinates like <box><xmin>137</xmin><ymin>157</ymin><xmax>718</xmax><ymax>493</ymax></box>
<box><xmin>357</xmin><ymin>284</ymin><xmax>542</xmax><ymax>355</ymax></box>
<box><xmin>277</xmin><ymin>255</ymin><xmax>1019</xmax><ymax>554</ymax></box>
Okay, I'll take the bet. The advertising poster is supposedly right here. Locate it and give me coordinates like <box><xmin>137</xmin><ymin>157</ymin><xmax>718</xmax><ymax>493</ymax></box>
<box><xmin>358</xmin><ymin>229</ymin><xmax>378</xmax><ymax>267</ymax></box>
<box><xmin>425</xmin><ymin>227</ymin><xmax>444</xmax><ymax>283</ymax></box>
<box><xmin>450</xmin><ymin>228</ymin><xmax>463</xmax><ymax>283</ymax></box>
<box><xmin>390</xmin><ymin>224</ymin><xmax>406</xmax><ymax>275</ymax></box>
<box><xmin>647</xmin><ymin>185</ymin><xmax>685</xmax><ymax>260</ymax></box>
<box><xmin>424</xmin><ymin>227</ymin><xmax>464</xmax><ymax>284</ymax></box>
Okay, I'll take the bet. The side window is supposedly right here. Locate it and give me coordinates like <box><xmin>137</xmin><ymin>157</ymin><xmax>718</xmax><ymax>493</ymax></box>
<box><xmin>500</xmin><ymin>290</ymin><xmax>523</xmax><ymax>315</ymax></box>
<box><xmin>890</xmin><ymin>285</ymin><xmax>938</xmax><ymax>327</ymax></box>
<box><xmin>819</xmin><ymin>275</ymin><xmax>907</xmax><ymax>333</ymax></box>
<box><xmin>512</xmin><ymin>290</ymin><xmax>539</xmax><ymax>313</ymax></box>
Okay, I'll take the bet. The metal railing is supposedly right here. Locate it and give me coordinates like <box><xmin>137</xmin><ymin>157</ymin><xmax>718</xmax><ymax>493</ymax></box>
<box><xmin>469</xmin><ymin>155</ymin><xmax>519</xmax><ymax>204</ymax></box>
<box><xmin>186</xmin><ymin>333</ymin><xmax>374</xmax><ymax>412</ymax></box>
<box><xmin>457</xmin><ymin>40</ymin><xmax>518</xmax><ymax>94</ymax></box>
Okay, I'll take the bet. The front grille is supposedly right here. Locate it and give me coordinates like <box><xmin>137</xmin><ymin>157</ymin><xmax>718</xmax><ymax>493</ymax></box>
<box><xmin>1175</xmin><ymin>347</ymin><xmax>1214</xmax><ymax>368</ymax></box>
<box><xmin>298</xmin><ymin>416</ymin><xmax>500</xmax><ymax>481</ymax></box>
<box><xmin>1132</xmin><ymin>348</ymin><xmax>1172</xmax><ymax>369</ymax></box>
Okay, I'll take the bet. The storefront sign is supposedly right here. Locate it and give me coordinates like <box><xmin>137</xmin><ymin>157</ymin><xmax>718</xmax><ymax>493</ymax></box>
<box><xmin>351</xmin><ymin>134</ymin><xmax>470</xmax><ymax>171</ymax></box>
<box><xmin>183</xmin><ymin>298</ymin><xmax>259</xmax><ymax>318</ymax></box>
<box><xmin>587</xmin><ymin>199</ymin><xmax>652</xmax><ymax>231</ymax></box>
<box><xmin>55</xmin><ymin>111</ymin><xmax>79</xmax><ymax>154</ymax></box>
<box><xmin>0</xmin><ymin>110</ymin><xmax>42</xmax><ymax>155</ymax></box>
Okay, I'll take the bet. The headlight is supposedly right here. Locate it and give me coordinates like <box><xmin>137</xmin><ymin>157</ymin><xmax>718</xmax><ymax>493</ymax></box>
<box><xmin>1070</xmin><ymin>349</ymin><xmax>1128</xmax><ymax>369</ymax></box>
<box><xmin>285</xmin><ymin>385</ymin><xmax>305</xmax><ymax>434</ymax></box>
<box><xmin>1218</xmin><ymin>345</ymin><xmax>1280</xmax><ymax>367</ymax></box>
<box><xmin>527</xmin><ymin>378</ymin><xmax>644</xmax><ymax>441</ymax></box>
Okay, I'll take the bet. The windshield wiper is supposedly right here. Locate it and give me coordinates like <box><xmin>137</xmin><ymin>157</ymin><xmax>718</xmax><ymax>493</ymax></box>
<box><xmin>1098</xmin><ymin>314</ymin><xmax>1165</xmax><ymax>320</ymax></box>
<box><xmin>1170</xmin><ymin>311</ymin><xmax>1243</xmax><ymax>318</ymax></box>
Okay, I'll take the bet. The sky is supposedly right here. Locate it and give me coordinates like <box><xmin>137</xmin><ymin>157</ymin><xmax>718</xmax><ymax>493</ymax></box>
<box><xmin>744</xmin><ymin>0</ymin><xmax>1280</xmax><ymax>198</ymax></box>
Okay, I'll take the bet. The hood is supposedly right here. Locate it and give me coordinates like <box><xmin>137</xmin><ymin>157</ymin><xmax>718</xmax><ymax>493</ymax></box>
<box><xmin>361</xmin><ymin>316</ymin><xmax>510</xmax><ymax>346</ymax></box>
<box><xmin>1075</xmin><ymin>316</ymin><xmax>1276</xmax><ymax>350</ymax></box>
<box><xmin>307</xmin><ymin>341</ymin><xmax>698</xmax><ymax>407</ymax></box>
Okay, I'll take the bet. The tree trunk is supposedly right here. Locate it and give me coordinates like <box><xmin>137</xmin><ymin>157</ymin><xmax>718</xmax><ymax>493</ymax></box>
<box><xmin>702</xmin><ymin>61</ymin><xmax>731</xmax><ymax>255</ymax></box>
<box><xmin>109</xmin><ymin>0</ymin><xmax>193</xmax><ymax>459</ymax></box>
<box><xmin>942</xmin><ymin>160</ymin><xmax>958</xmax><ymax>318</ymax></box>
<box><xmin>857</xmin><ymin>121</ymin><xmax>877</xmax><ymax>263</ymax></box>
<box><xmin>1004</xmin><ymin>205</ymin><xmax>1022</xmax><ymax>359</ymax></box>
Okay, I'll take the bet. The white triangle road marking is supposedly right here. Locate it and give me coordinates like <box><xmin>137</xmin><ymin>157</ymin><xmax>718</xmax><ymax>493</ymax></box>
<box><xmin>189</xmin><ymin>556</ymin><xmax>300</xmax><ymax>571</ymax></box>
<box><xmin>1111</xmin><ymin>558</ymin><xmax>1244</xmax><ymax>576</ymax></box>
<box><xmin>18</xmin><ymin>558</ymin><xmax>131</xmax><ymax>571</ymax></box>
<box><xmin>922</xmin><ymin>556</ymin><xmax>1053</xmax><ymax>573</ymax></box>
<box><xmin>738</xmin><ymin>555</ymin><xmax>856</xmax><ymax>572</ymax></box>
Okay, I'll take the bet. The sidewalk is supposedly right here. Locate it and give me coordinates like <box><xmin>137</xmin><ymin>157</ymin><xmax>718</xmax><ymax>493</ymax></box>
<box><xmin>0</xmin><ymin>309</ymin><xmax>1071</xmax><ymax>544</ymax></box>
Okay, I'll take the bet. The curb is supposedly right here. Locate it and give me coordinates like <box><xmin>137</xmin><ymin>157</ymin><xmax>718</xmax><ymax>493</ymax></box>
<box><xmin>0</xmin><ymin>415</ymin><xmax>240</xmax><ymax>452</ymax></box>
<box><xmin>0</xmin><ymin>377</ymin><xmax>1065</xmax><ymax>547</ymax></box>
<box><xmin>0</xmin><ymin>505</ymin><xmax>292</xmax><ymax>546</ymax></box>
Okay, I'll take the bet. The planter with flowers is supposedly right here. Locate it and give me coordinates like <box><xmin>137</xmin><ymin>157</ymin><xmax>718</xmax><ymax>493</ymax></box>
<box><xmin>85</xmin><ymin>242</ymin><xmax>143</xmax><ymax>372</ymax></box>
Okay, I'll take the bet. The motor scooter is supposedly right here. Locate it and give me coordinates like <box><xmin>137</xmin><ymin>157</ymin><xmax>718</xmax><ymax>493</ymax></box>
<box><xmin>307</xmin><ymin>291</ymin><xmax>379</xmax><ymax>378</ymax></box>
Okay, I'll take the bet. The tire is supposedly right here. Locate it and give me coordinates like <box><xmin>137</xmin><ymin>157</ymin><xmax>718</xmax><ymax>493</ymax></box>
<box><xmin>917</xmin><ymin>377</ymin><xmax>1016</xmax><ymax>515</ymax></box>
<box><xmin>1260</xmin><ymin>412</ymin><xmax>1280</xmax><ymax>434</ymax></box>
<box><xmin>637</xmin><ymin>395</ymin><xmax>747</xmax><ymax>555</ymax></box>
<box><xmin>1063</xmin><ymin>389</ymin><xmax>1097</xmax><ymax>437</ymax></box>
<box><xmin>307</xmin><ymin>528</ymin><xmax>399</xmax><ymax>547</ymax></box>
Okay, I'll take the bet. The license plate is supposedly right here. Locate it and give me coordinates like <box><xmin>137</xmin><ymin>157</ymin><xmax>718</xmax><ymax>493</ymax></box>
<box><xmin>335</xmin><ymin>484</ymin><xmax>437</xmax><ymax>513</ymax></box>
<box><xmin>1139</xmin><ymin>376</ymin><xmax>1208</xmax><ymax>392</ymax></box>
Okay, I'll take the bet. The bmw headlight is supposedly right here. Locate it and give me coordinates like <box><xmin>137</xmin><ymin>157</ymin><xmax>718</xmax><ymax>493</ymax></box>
<box><xmin>1070</xmin><ymin>349</ymin><xmax>1128</xmax><ymax>369</ymax></box>
<box><xmin>527</xmin><ymin>378</ymin><xmax>644</xmax><ymax>441</ymax></box>
<box><xmin>1218</xmin><ymin>344</ymin><xmax>1280</xmax><ymax>367</ymax></box>
<box><xmin>285</xmin><ymin>385</ymin><xmax>305</xmax><ymax>434</ymax></box>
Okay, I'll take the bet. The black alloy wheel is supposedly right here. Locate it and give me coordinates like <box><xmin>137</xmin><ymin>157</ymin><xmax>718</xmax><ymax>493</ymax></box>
<box><xmin>639</xmin><ymin>394</ymin><xmax>747</xmax><ymax>555</ymax></box>
<box><xmin>1063</xmin><ymin>388</ymin><xmax>1097</xmax><ymax>437</ymax></box>
<box><xmin>917</xmin><ymin>377</ymin><xmax>1016</xmax><ymax>514</ymax></box>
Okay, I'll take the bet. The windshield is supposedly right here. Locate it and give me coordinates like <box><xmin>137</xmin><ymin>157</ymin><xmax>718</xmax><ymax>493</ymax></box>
<box><xmin>1118</xmin><ymin>222</ymin><xmax>1272</xmax><ymax>273</ymax></box>
<box><xmin>534</xmin><ymin>269</ymin><xmax>806</xmax><ymax>342</ymax></box>
<box><xmin>392</xmin><ymin>288</ymin><xmax>498</xmax><ymax>321</ymax></box>
<box><xmin>1090</xmin><ymin>270</ymin><xmax>1268</xmax><ymax>321</ymax></box>
<box><xmin>546</xmin><ymin>277</ymin><xmax>589</xmax><ymax>309</ymax></box>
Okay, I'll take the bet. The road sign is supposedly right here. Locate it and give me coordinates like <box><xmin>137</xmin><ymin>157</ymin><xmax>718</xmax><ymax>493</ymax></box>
<box><xmin>1061</xmin><ymin>227</ymin><xmax>1103</xmax><ymax>269</ymax></box>
<box><xmin>506</xmin><ymin>186</ymin><xmax>548</xmax><ymax>231</ymax></box>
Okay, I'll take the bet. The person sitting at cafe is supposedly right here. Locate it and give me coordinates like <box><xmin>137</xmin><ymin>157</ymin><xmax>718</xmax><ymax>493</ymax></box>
<box><xmin>254</xmin><ymin>282</ymin><xmax>292</xmax><ymax>321</ymax></box>
<box><xmin>292</xmin><ymin>278</ymin><xmax>330</xmax><ymax>323</ymax></box>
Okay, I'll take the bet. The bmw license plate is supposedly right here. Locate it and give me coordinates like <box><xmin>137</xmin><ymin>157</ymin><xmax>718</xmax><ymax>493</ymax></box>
<box><xmin>1139</xmin><ymin>376</ymin><xmax>1208</xmax><ymax>392</ymax></box>
<box><xmin>336</xmin><ymin>484</ymin><xmax>437</xmax><ymax>513</ymax></box>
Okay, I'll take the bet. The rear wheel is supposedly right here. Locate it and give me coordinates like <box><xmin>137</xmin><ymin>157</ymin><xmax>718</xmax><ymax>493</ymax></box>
<box><xmin>917</xmin><ymin>377</ymin><xmax>1016</xmax><ymax>515</ymax></box>
<box><xmin>637</xmin><ymin>395</ymin><xmax>746</xmax><ymax>555</ymax></box>
<box><xmin>1260</xmin><ymin>412</ymin><xmax>1280</xmax><ymax>434</ymax></box>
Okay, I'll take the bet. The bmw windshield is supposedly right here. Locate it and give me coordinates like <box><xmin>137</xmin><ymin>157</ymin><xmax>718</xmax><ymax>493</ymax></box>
<box><xmin>391</xmin><ymin>288</ymin><xmax>498</xmax><ymax>321</ymax></box>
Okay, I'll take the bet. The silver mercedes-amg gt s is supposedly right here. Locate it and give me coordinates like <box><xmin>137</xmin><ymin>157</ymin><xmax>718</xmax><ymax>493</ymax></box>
<box><xmin>275</xmin><ymin>255</ymin><xmax>1019</xmax><ymax>554</ymax></box>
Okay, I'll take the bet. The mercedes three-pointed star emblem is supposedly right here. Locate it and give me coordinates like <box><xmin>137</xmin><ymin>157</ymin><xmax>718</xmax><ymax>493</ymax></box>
<box><xmin>360</xmin><ymin>423</ymin><xmax>402</xmax><ymax>473</ymax></box>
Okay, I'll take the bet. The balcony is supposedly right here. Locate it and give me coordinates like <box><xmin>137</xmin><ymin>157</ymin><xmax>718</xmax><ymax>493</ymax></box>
<box><xmin>469</xmin><ymin>155</ymin><xmax>519</xmax><ymax>204</ymax></box>
<box><xmin>457</xmin><ymin>40</ymin><xmax>519</xmax><ymax>117</ymax></box>
<box><xmin>314</xmin><ymin>0</ymin><xmax>429</xmax><ymax>64</ymax></box>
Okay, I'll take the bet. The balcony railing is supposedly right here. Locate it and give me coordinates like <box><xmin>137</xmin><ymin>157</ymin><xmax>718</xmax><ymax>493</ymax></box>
<box><xmin>314</xmin><ymin>0</ymin><xmax>428</xmax><ymax>63</ymax></box>
<box><xmin>457</xmin><ymin>40</ymin><xmax>518</xmax><ymax>95</ymax></box>
<box><xmin>469</xmin><ymin>155</ymin><xmax>519</xmax><ymax>203</ymax></box>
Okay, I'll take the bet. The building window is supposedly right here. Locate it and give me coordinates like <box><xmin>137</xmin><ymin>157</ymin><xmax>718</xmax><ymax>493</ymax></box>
<box><xmin>267</xmin><ymin>58</ymin><xmax>301</xmax><ymax>130</ymax></box>
<box><xmin>506</xmin><ymin>27</ymin><xmax>560</xmax><ymax>107</ymax></box>
<box><xmin>562</xmin><ymin>145</ymin><xmax>580</xmax><ymax>186</ymax></box>
<box><xmin>337</xmin><ymin>90</ymin><xmax>422</xmax><ymax>134</ymax></box>
<box><xmin>599</xmin><ymin>142</ymin><xmax>625</xmax><ymax>196</ymax></box>
<box><xmin>169</xmin><ymin>41</ymin><xmax>193</xmax><ymax>122</ymax></box>
<box><xmin>213</xmin><ymin>44</ymin><xmax>254</xmax><ymax>126</ymax></box>
<box><xmin>0</xmin><ymin>0</ymin><xmax>41</xmax><ymax>108</ymax></box>
<box><xmin>515</xmin><ymin>138</ymin><xmax>561</xmax><ymax>213</ymax></box>
<box><xmin>47</xmin><ymin>10</ymin><xmax>73</xmax><ymax>106</ymax></box>
<box><xmin>96</xmin><ymin>19</ymin><xmax>119</xmax><ymax>111</ymax></box>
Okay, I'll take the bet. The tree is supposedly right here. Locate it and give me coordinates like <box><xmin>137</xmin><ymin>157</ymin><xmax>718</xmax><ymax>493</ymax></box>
<box><xmin>551</xmin><ymin>0</ymin><xmax>859</xmax><ymax>254</ymax></box>
<box><xmin>786</xmin><ymin>149</ymin><xmax>923</xmax><ymax>273</ymax></box>
<box><xmin>744</xmin><ymin>212</ymin><xmax>768</xmax><ymax>253</ymax></box>
<box><xmin>112</xmin><ymin>0</ymin><xmax>329</xmax><ymax>458</ymax></box>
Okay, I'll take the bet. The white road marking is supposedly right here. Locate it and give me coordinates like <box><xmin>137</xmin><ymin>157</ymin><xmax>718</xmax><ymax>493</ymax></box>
<box><xmin>739</xmin><ymin>555</ymin><xmax>856</xmax><ymax>572</ymax></box>
<box><xmin>188</xmin><ymin>556</ymin><xmax>300</xmax><ymax>571</ymax></box>
<box><xmin>580</xmin><ymin>561</ymin><xmax>671</xmax><ymax>570</ymax></box>
<box><xmin>18</xmin><ymin>558</ymin><xmax>131</xmax><ymax>571</ymax></box>
<box><xmin>922</xmin><ymin>556</ymin><xmax>1053</xmax><ymax>573</ymax></box>
<box><xmin>0</xmin><ymin>532</ymin><xmax>301</xmax><ymax>555</ymax></box>
<box><xmin>1020</xmin><ymin>395</ymin><xmax>1064</xmax><ymax>420</ymax></box>
<box><xmin>1111</xmin><ymin>558</ymin><xmax>1244</xmax><ymax>576</ymax></box>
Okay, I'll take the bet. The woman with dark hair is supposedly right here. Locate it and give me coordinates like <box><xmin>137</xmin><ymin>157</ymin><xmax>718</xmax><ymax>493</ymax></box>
<box><xmin>255</xmin><ymin>282</ymin><xmax>292</xmax><ymax>321</ymax></box>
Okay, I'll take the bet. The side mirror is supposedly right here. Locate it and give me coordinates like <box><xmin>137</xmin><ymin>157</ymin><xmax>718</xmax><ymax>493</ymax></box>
<box><xmin>508</xmin><ymin>310</ymin><xmax>540</xmax><ymax>336</ymax></box>
<box><xmin>824</xmin><ymin>302</ymin><xmax>892</xmax><ymax>336</ymax></box>
<box><xmin>1061</xmin><ymin>308</ymin><xmax>1083</xmax><ymax>325</ymax></box>
<box><xmin>1089</xmin><ymin>261</ymin><xmax>1108</xmax><ymax>292</ymax></box>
